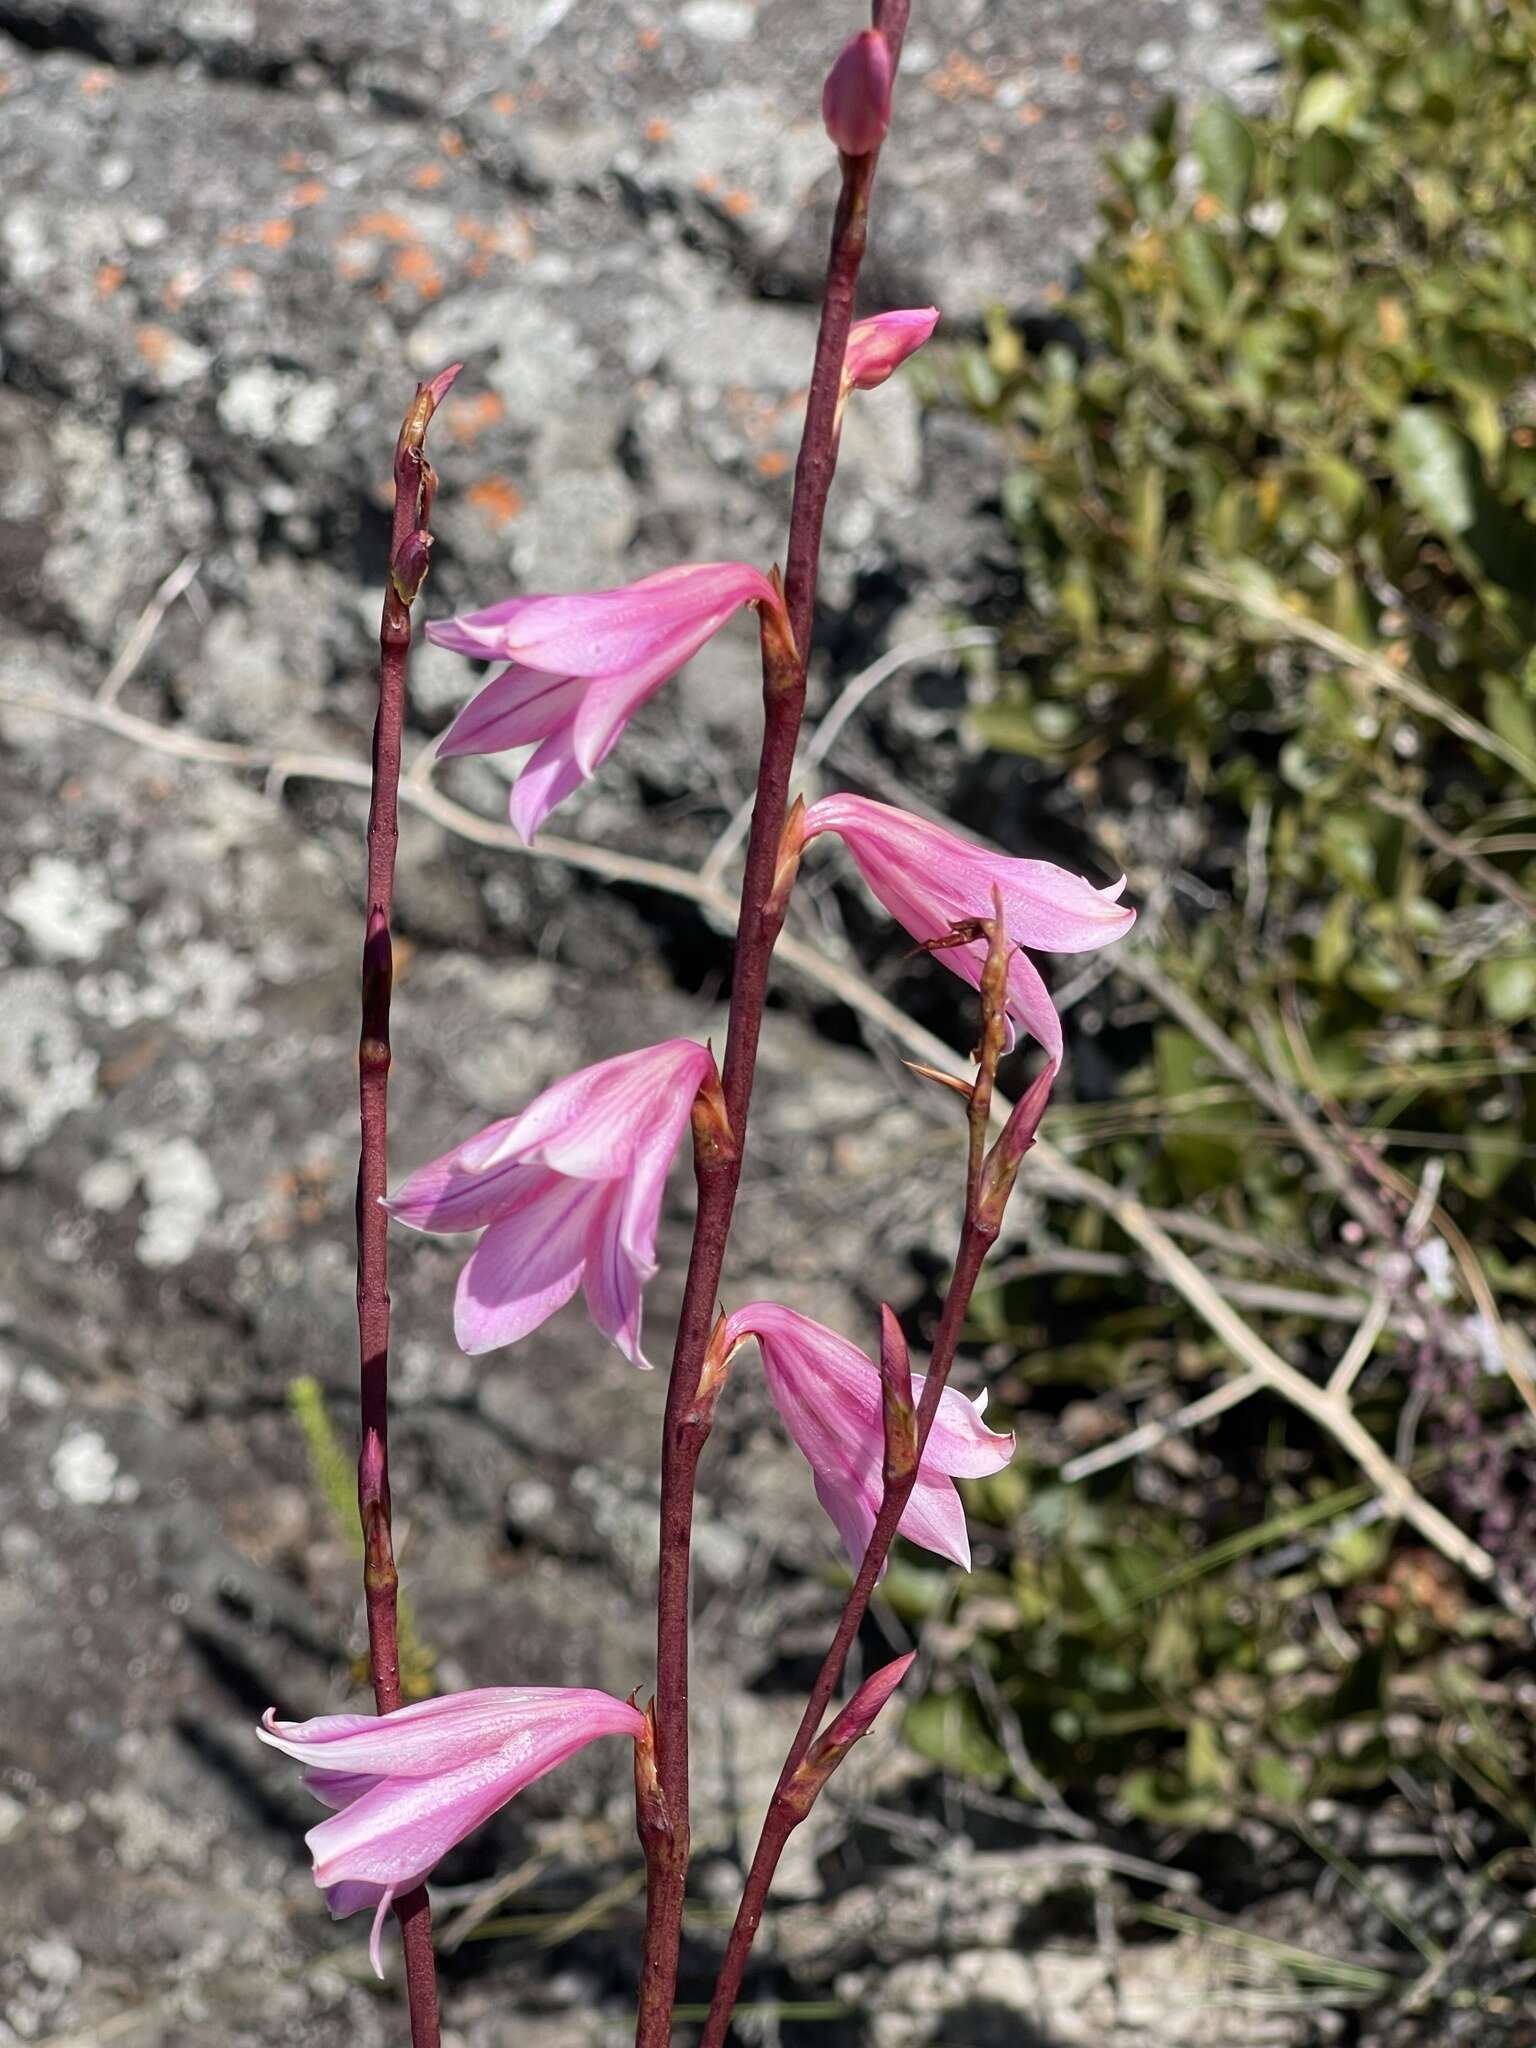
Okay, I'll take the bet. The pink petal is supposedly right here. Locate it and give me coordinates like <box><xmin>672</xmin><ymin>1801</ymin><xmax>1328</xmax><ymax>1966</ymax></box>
<box><xmin>383</xmin><ymin>1117</ymin><xmax>532</xmax><ymax>1233</ymax></box>
<box><xmin>896</xmin><ymin>1468</ymin><xmax>973</xmax><ymax>1570</ymax></box>
<box><xmin>453</xmin><ymin>1182</ymin><xmax>597</xmax><ymax>1354</ymax></box>
<box><xmin>324</xmin><ymin>1878</ymin><xmax>389</xmax><ymax>1920</ymax></box>
<box><xmin>426</xmin><ymin>562</ymin><xmax>775</xmax><ymax>678</ymax></box>
<box><xmin>581</xmin><ymin>1184</ymin><xmax>651</xmax><ymax>1369</ymax></box>
<box><xmin>508</xmin><ymin>726</ymin><xmax>588</xmax><ymax>844</ymax></box>
<box><xmin>911</xmin><ymin>1376</ymin><xmax>1016</xmax><ymax>1478</ymax></box>
<box><xmin>368</xmin><ymin>1889</ymin><xmax>397</xmax><ymax>1980</ymax></box>
<box><xmin>844</xmin><ymin>308</ymin><xmax>939</xmax><ymax>392</ymax></box>
<box><xmin>304</xmin><ymin>1768</ymin><xmax>383</xmax><ymax>1812</ymax></box>
<box><xmin>494</xmin><ymin>1039</ymin><xmax>714</xmax><ymax>1186</ymax></box>
<box><xmin>436</xmin><ymin>665</ymin><xmax>587</xmax><ymax>759</ymax></box>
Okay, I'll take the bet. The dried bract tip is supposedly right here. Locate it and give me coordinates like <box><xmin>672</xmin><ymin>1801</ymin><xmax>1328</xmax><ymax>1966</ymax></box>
<box><xmin>878</xmin><ymin>1304</ymin><xmax>917</xmax><ymax>1486</ymax></box>
<box><xmin>757</xmin><ymin>568</ymin><xmax>799</xmax><ymax>691</ymax></box>
<box><xmin>687</xmin><ymin>1310</ymin><xmax>739</xmax><ymax>1434</ymax></box>
<box><xmin>767</xmin><ymin>795</ymin><xmax>808</xmax><ymax>922</ymax></box>
<box><xmin>632</xmin><ymin>1699</ymin><xmax>673</xmax><ymax>1854</ymax></box>
<box><xmin>901</xmin><ymin>1058</ymin><xmax>976</xmax><ymax>1102</ymax></box>
<box><xmin>690</xmin><ymin>1055</ymin><xmax>736</xmax><ymax>1169</ymax></box>
<box><xmin>821</xmin><ymin>28</ymin><xmax>894</xmax><ymax>156</ymax></box>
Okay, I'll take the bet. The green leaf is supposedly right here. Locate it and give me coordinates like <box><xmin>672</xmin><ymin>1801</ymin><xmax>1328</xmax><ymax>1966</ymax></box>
<box><xmin>1295</xmin><ymin>70</ymin><xmax>1363</xmax><ymax>136</ymax></box>
<box><xmin>1480</xmin><ymin>956</ymin><xmax>1536</xmax><ymax>1024</ymax></box>
<box><xmin>903</xmin><ymin>1691</ymin><xmax>1009</xmax><ymax>1781</ymax></box>
<box><xmin>1174</xmin><ymin>226</ymin><xmax>1233</xmax><ymax>315</ymax></box>
<box><xmin>1193</xmin><ymin>99</ymin><xmax>1257</xmax><ymax>214</ymax></box>
<box><xmin>1388</xmin><ymin>407</ymin><xmax>1478</xmax><ymax>534</ymax></box>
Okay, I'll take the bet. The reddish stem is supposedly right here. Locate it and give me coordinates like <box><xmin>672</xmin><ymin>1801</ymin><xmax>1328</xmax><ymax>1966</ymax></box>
<box><xmin>634</xmin><ymin>10</ymin><xmax>911</xmax><ymax>2042</ymax></box>
<box><xmin>697</xmin><ymin>1223</ymin><xmax>993</xmax><ymax>2045</ymax></box>
<box><xmin>356</xmin><ymin>364</ymin><xmax>459</xmax><ymax>2048</ymax></box>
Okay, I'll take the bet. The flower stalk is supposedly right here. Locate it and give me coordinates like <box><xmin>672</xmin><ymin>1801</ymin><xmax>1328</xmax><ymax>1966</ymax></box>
<box><xmin>697</xmin><ymin>899</ymin><xmax>1030</xmax><ymax>2046</ymax></box>
<box><xmin>355</xmin><ymin>361</ymin><xmax>459</xmax><ymax>2048</ymax></box>
<box><xmin>635</xmin><ymin>8</ymin><xmax>912</xmax><ymax>2040</ymax></box>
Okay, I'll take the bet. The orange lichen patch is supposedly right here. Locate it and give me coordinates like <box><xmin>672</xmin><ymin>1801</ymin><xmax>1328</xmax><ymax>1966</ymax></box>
<box><xmin>927</xmin><ymin>51</ymin><xmax>994</xmax><ymax>101</ymax></box>
<box><xmin>392</xmin><ymin>244</ymin><xmax>443</xmax><ymax>299</ymax></box>
<box><xmin>443</xmin><ymin>390</ymin><xmax>506</xmax><ymax>445</ymax></box>
<box><xmin>289</xmin><ymin>177</ymin><xmax>327</xmax><ymax>207</ymax></box>
<box><xmin>644</xmin><ymin>117</ymin><xmax>671</xmax><ymax>143</ymax></box>
<box><xmin>722</xmin><ymin>189</ymin><xmax>754</xmax><ymax>218</ymax></box>
<box><xmin>226</xmin><ymin>266</ymin><xmax>259</xmax><ymax>295</ymax></box>
<box><xmin>162</xmin><ymin>268</ymin><xmax>198</xmax><ymax>310</ymax></box>
<box><xmin>695</xmin><ymin>172</ymin><xmax>720</xmax><ymax>196</ymax></box>
<box><xmin>410</xmin><ymin>162</ymin><xmax>447</xmax><ymax>189</ymax></box>
<box><xmin>466</xmin><ymin>253</ymin><xmax>490</xmax><ymax>278</ymax></box>
<box><xmin>349</xmin><ymin>210</ymin><xmax>415</xmax><ymax>242</ymax></box>
<box><xmin>280</xmin><ymin>149</ymin><xmax>309</xmax><ymax>172</ymax></box>
<box><xmin>0</xmin><ymin>70</ymin><xmax>14</xmax><ymax>97</ymax></box>
<box><xmin>1061</xmin><ymin>49</ymin><xmax>1082</xmax><ymax>72</ymax></box>
<box><xmin>79</xmin><ymin>67</ymin><xmax>114</xmax><ymax>95</ymax></box>
<box><xmin>258</xmin><ymin>217</ymin><xmax>294</xmax><ymax>248</ymax></box>
<box><xmin>755</xmin><ymin>450</ymin><xmax>790</xmax><ymax>479</ymax></box>
<box><xmin>491</xmin><ymin>90</ymin><xmax>519</xmax><ymax>116</ymax></box>
<box><xmin>467</xmin><ymin>477</ymin><xmax>523</xmax><ymax>527</ymax></box>
<box><xmin>636</xmin><ymin>25</ymin><xmax>662</xmax><ymax>50</ymax></box>
<box><xmin>134</xmin><ymin>325</ymin><xmax>178</xmax><ymax>369</ymax></box>
<box><xmin>1019</xmin><ymin>101</ymin><xmax>1043</xmax><ymax>124</ymax></box>
<box><xmin>95</xmin><ymin>261</ymin><xmax>127</xmax><ymax>298</ymax></box>
<box><xmin>438</xmin><ymin>127</ymin><xmax>466</xmax><ymax>157</ymax></box>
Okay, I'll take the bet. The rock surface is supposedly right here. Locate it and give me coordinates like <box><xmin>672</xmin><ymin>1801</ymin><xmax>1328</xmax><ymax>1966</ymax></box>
<box><xmin>0</xmin><ymin>1</ymin><xmax>1279</xmax><ymax>2043</ymax></box>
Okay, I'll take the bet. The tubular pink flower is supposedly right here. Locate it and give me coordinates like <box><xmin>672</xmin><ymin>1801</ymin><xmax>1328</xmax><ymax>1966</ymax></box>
<box><xmin>843</xmin><ymin>308</ymin><xmax>939</xmax><ymax>395</ymax></box>
<box><xmin>721</xmin><ymin>1302</ymin><xmax>1013</xmax><ymax>1571</ymax></box>
<box><xmin>425</xmin><ymin>563</ymin><xmax>784</xmax><ymax>842</ymax></box>
<box><xmin>821</xmin><ymin>27</ymin><xmax>894</xmax><ymax>155</ymax></box>
<box><xmin>801</xmin><ymin>793</ymin><xmax>1135</xmax><ymax>1063</ymax></box>
<box><xmin>383</xmin><ymin>1039</ymin><xmax>717</xmax><ymax>1367</ymax></box>
<box><xmin>258</xmin><ymin>1686</ymin><xmax>644</xmax><ymax>1977</ymax></box>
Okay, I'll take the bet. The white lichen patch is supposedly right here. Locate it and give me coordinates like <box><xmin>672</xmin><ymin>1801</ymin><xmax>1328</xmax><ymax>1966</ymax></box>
<box><xmin>4</xmin><ymin>856</ymin><xmax>129</xmax><ymax>962</ymax></box>
<box><xmin>50</xmin><ymin>1429</ymin><xmax>139</xmax><ymax>1507</ymax></box>
<box><xmin>0</xmin><ymin>970</ymin><xmax>99</xmax><ymax>1169</ymax></box>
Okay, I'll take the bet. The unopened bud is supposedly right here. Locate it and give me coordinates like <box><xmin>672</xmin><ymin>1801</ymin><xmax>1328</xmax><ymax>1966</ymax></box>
<box><xmin>979</xmin><ymin>1061</ymin><xmax>1056</xmax><ymax>1228</ymax></box>
<box><xmin>786</xmin><ymin>1652</ymin><xmax>916</xmax><ymax>1814</ymax></box>
<box><xmin>973</xmin><ymin>885</ymin><xmax>1011</xmax><ymax>1069</ymax></box>
<box><xmin>879</xmin><ymin>1304</ymin><xmax>917</xmax><ymax>1487</ymax></box>
<box><xmin>689</xmin><ymin>1051</ymin><xmax>736</xmax><ymax>1168</ymax></box>
<box><xmin>390</xmin><ymin>527</ymin><xmax>433</xmax><ymax>607</ymax></box>
<box><xmin>821</xmin><ymin>28</ymin><xmax>894</xmax><ymax>156</ymax></box>
<box><xmin>359</xmin><ymin>1428</ymin><xmax>395</xmax><ymax>1592</ymax></box>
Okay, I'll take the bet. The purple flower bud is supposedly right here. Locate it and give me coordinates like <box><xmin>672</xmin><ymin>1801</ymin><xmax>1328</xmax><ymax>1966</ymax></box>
<box><xmin>821</xmin><ymin>28</ymin><xmax>894</xmax><ymax>156</ymax></box>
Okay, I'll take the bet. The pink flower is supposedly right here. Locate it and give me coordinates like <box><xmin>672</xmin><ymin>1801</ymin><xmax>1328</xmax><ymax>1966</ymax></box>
<box><xmin>425</xmin><ymin>563</ymin><xmax>785</xmax><ymax>842</ymax></box>
<box><xmin>801</xmin><ymin>793</ymin><xmax>1134</xmax><ymax>1064</ymax></box>
<box><xmin>843</xmin><ymin>309</ymin><xmax>939</xmax><ymax>396</ymax></box>
<box><xmin>822</xmin><ymin>27</ymin><xmax>895</xmax><ymax>155</ymax></box>
<box><xmin>720</xmin><ymin>1301</ymin><xmax>1013</xmax><ymax>1570</ymax></box>
<box><xmin>258</xmin><ymin>1687</ymin><xmax>644</xmax><ymax>1976</ymax></box>
<box><xmin>384</xmin><ymin>1039</ymin><xmax>717</xmax><ymax>1366</ymax></box>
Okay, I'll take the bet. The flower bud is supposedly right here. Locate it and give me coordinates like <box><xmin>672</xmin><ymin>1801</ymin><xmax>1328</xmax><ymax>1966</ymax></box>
<box><xmin>979</xmin><ymin>1061</ymin><xmax>1056</xmax><ymax>1229</ymax></box>
<box><xmin>786</xmin><ymin>1652</ymin><xmax>916</xmax><ymax>1816</ymax></box>
<box><xmin>390</xmin><ymin>527</ymin><xmax>433</xmax><ymax>607</ymax></box>
<box><xmin>821</xmin><ymin>29</ymin><xmax>894</xmax><ymax>156</ymax></box>
<box><xmin>689</xmin><ymin>1050</ymin><xmax>736</xmax><ymax>1169</ymax></box>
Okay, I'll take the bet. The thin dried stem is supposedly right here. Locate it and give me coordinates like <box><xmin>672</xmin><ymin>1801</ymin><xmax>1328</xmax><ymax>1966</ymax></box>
<box><xmin>354</xmin><ymin>362</ymin><xmax>459</xmax><ymax>2046</ymax></box>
